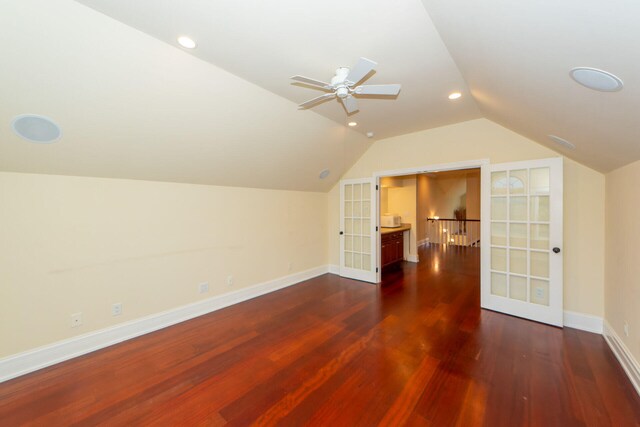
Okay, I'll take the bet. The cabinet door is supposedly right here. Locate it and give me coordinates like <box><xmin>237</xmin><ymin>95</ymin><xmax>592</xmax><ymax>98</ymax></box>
<box><xmin>381</xmin><ymin>242</ymin><xmax>390</xmax><ymax>267</ymax></box>
<box><xmin>394</xmin><ymin>237</ymin><xmax>403</xmax><ymax>262</ymax></box>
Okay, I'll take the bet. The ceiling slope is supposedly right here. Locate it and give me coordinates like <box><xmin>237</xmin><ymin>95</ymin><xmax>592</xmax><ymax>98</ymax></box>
<box><xmin>75</xmin><ymin>0</ymin><xmax>481</xmax><ymax>140</ymax></box>
<box><xmin>0</xmin><ymin>0</ymin><xmax>371</xmax><ymax>191</ymax></box>
<box><xmin>422</xmin><ymin>0</ymin><xmax>640</xmax><ymax>172</ymax></box>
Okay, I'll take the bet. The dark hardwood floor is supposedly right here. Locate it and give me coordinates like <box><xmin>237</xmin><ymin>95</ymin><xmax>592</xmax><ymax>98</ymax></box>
<box><xmin>1</xmin><ymin>245</ymin><xmax>639</xmax><ymax>426</ymax></box>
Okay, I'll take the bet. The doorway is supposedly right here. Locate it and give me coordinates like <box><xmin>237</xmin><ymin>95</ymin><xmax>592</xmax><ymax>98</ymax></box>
<box><xmin>374</xmin><ymin>160</ymin><xmax>487</xmax><ymax>283</ymax></box>
<box><xmin>339</xmin><ymin>157</ymin><xmax>563</xmax><ymax>328</ymax></box>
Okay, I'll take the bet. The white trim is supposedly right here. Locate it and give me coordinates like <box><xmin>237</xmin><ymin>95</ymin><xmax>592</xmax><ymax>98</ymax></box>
<box><xmin>563</xmin><ymin>310</ymin><xmax>603</xmax><ymax>334</ymax></box>
<box><xmin>328</xmin><ymin>264</ymin><xmax>340</xmax><ymax>275</ymax></box>
<box><xmin>373</xmin><ymin>159</ymin><xmax>490</xmax><ymax>178</ymax></box>
<box><xmin>406</xmin><ymin>254</ymin><xmax>419</xmax><ymax>263</ymax></box>
<box><xmin>0</xmin><ymin>265</ymin><xmax>329</xmax><ymax>384</ymax></box>
<box><xmin>603</xmin><ymin>321</ymin><xmax>640</xmax><ymax>396</ymax></box>
<box><xmin>417</xmin><ymin>238</ymin><xmax>429</xmax><ymax>247</ymax></box>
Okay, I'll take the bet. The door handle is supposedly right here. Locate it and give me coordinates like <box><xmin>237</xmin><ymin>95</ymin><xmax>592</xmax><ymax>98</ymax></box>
<box><xmin>553</xmin><ymin>247</ymin><xmax>561</xmax><ymax>253</ymax></box>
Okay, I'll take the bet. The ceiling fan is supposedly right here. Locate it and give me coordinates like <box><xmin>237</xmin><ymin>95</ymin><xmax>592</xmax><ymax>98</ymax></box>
<box><xmin>291</xmin><ymin>58</ymin><xmax>401</xmax><ymax>114</ymax></box>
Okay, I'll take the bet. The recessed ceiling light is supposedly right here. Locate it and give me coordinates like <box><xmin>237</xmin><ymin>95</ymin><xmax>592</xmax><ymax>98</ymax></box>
<box><xmin>319</xmin><ymin>169</ymin><xmax>330</xmax><ymax>179</ymax></box>
<box><xmin>570</xmin><ymin>67</ymin><xmax>623</xmax><ymax>92</ymax></box>
<box><xmin>448</xmin><ymin>92</ymin><xmax>462</xmax><ymax>100</ymax></box>
<box><xmin>348</xmin><ymin>122</ymin><xmax>357</xmax><ymax>127</ymax></box>
<box><xmin>177</xmin><ymin>36</ymin><xmax>197</xmax><ymax>49</ymax></box>
<box><xmin>11</xmin><ymin>114</ymin><xmax>62</xmax><ymax>144</ymax></box>
<box><xmin>366</xmin><ymin>132</ymin><xmax>374</xmax><ymax>138</ymax></box>
<box><xmin>548</xmin><ymin>134</ymin><xmax>576</xmax><ymax>150</ymax></box>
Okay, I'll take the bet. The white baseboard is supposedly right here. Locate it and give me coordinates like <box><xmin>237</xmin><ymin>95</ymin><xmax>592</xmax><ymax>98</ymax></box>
<box><xmin>563</xmin><ymin>310</ymin><xmax>603</xmax><ymax>334</ymax></box>
<box><xmin>0</xmin><ymin>265</ymin><xmax>329</xmax><ymax>384</ymax></box>
<box><xmin>328</xmin><ymin>264</ymin><xmax>340</xmax><ymax>275</ymax></box>
<box><xmin>417</xmin><ymin>238</ymin><xmax>429</xmax><ymax>247</ymax></box>
<box><xmin>406</xmin><ymin>255</ymin><xmax>419</xmax><ymax>263</ymax></box>
<box><xmin>603</xmin><ymin>321</ymin><xmax>640</xmax><ymax>396</ymax></box>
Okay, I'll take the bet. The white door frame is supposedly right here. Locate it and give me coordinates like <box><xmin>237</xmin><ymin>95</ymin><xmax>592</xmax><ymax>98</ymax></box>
<box><xmin>373</xmin><ymin>159</ymin><xmax>490</xmax><ymax>283</ymax></box>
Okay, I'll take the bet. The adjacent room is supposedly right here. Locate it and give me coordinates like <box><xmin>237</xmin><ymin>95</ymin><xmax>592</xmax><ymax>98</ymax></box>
<box><xmin>2</xmin><ymin>0</ymin><xmax>640</xmax><ymax>425</ymax></box>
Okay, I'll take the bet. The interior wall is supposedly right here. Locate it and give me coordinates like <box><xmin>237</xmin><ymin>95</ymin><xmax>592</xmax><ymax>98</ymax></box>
<box><xmin>417</xmin><ymin>174</ymin><xmax>437</xmax><ymax>244</ymax></box>
<box><xmin>385</xmin><ymin>176</ymin><xmax>417</xmax><ymax>260</ymax></box>
<box><xmin>432</xmin><ymin>173</ymin><xmax>469</xmax><ymax>218</ymax></box>
<box><xmin>605</xmin><ymin>159</ymin><xmax>640</xmax><ymax>362</ymax></box>
<box><xmin>328</xmin><ymin>118</ymin><xmax>605</xmax><ymax>318</ymax></box>
<box><xmin>466</xmin><ymin>171</ymin><xmax>481</xmax><ymax>219</ymax></box>
<box><xmin>0</xmin><ymin>172</ymin><xmax>328</xmax><ymax>358</ymax></box>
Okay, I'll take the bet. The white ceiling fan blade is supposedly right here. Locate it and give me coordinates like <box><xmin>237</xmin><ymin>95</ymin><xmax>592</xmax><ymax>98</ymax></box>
<box><xmin>341</xmin><ymin>95</ymin><xmax>359</xmax><ymax>114</ymax></box>
<box><xmin>345</xmin><ymin>58</ymin><xmax>377</xmax><ymax>85</ymax></box>
<box><xmin>298</xmin><ymin>93</ymin><xmax>335</xmax><ymax>108</ymax></box>
<box><xmin>355</xmin><ymin>84</ymin><xmax>401</xmax><ymax>96</ymax></box>
<box><xmin>291</xmin><ymin>75</ymin><xmax>332</xmax><ymax>89</ymax></box>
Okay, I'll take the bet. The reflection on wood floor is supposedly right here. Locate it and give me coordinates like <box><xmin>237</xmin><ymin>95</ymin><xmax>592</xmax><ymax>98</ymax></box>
<box><xmin>1</xmin><ymin>244</ymin><xmax>639</xmax><ymax>426</ymax></box>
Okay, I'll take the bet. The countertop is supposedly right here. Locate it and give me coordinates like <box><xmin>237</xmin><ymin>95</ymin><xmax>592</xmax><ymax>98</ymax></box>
<box><xmin>380</xmin><ymin>223</ymin><xmax>411</xmax><ymax>235</ymax></box>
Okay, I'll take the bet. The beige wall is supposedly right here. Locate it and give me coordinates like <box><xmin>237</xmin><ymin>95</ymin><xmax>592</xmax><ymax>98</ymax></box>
<box><xmin>385</xmin><ymin>177</ymin><xmax>418</xmax><ymax>260</ymax></box>
<box><xmin>431</xmin><ymin>172</ymin><xmax>470</xmax><ymax>219</ymax></box>
<box><xmin>0</xmin><ymin>172</ymin><xmax>328</xmax><ymax>358</ymax></box>
<box><xmin>417</xmin><ymin>174</ymin><xmax>437</xmax><ymax>243</ymax></box>
<box><xmin>329</xmin><ymin>118</ymin><xmax>605</xmax><ymax>318</ymax></box>
<box><xmin>605</xmin><ymin>160</ymin><xmax>640</xmax><ymax>362</ymax></box>
<box><xmin>466</xmin><ymin>172</ymin><xmax>481</xmax><ymax>219</ymax></box>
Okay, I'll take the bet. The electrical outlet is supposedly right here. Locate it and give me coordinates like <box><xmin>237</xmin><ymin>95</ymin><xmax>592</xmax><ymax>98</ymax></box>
<box><xmin>624</xmin><ymin>322</ymin><xmax>630</xmax><ymax>337</ymax></box>
<box><xmin>112</xmin><ymin>303</ymin><xmax>123</xmax><ymax>316</ymax></box>
<box><xmin>70</xmin><ymin>312</ymin><xmax>82</xmax><ymax>328</ymax></box>
<box><xmin>199</xmin><ymin>282</ymin><xmax>209</xmax><ymax>294</ymax></box>
<box><xmin>227</xmin><ymin>275</ymin><xmax>234</xmax><ymax>287</ymax></box>
<box><xmin>535</xmin><ymin>287</ymin><xmax>544</xmax><ymax>299</ymax></box>
<box><xmin>288</xmin><ymin>262</ymin><xmax>292</xmax><ymax>272</ymax></box>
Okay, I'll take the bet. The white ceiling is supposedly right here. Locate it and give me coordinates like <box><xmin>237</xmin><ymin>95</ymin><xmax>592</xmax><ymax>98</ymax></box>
<box><xmin>76</xmin><ymin>0</ymin><xmax>481</xmax><ymax>140</ymax></box>
<box><xmin>422</xmin><ymin>0</ymin><xmax>640</xmax><ymax>172</ymax></box>
<box><xmin>1</xmin><ymin>0</ymin><xmax>638</xmax><ymax>193</ymax></box>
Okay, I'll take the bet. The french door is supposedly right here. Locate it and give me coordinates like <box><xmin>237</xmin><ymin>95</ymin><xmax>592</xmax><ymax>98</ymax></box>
<box><xmin>339</xmin><ymin>178</ymin><xmax>377</xmax><ymax>283</ymax></box>
<box><xmin>481</xmin><ymin>157</ymin><xmax>563</xmax><ymax>326</ymax></box>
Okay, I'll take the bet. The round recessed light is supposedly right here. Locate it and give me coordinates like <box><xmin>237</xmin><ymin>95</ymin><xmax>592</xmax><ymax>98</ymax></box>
<box><xmin>448</xmin><ymin>92</ymin><xmax>462</xmax><ymax>100</ymax></box>
<box><xmin>570</xmin><ymin>67</ymin><xmax>623</xmax><ymax>92</ymax></box>
<box><xmin>177</xmin><ymin>36</ymin><xmax>197</xmax><ymax>49</ymax></box>
<box><xmin>348</xmin><ymin>122</ymin><xmax>357</xmax><ymax>127</ymax></box>
<box><xmin>319</xmin><ymin>169</ymin><xmax>330</xmax><ymax>179</ymax></box>
<box><xmin>366</xmin><ymin>131</ymin><xmax>374</xmax><ymax>138</ymax></box>
<box><xmin>11</xmin><ymin>114</ymin><xmax>62</xmax><ymax>144</ymax></box>
<box><xmin>548</xmin><ymin>134</ymin><xmax>576</xmax><ymax>150</ymax></box>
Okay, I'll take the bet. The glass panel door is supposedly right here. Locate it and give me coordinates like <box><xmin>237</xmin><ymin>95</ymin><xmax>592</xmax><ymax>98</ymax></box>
<box><xmin>482</xmin><ymin>158</ymin><xmax>563</xmax><ymax>327</ymax></box>
<box><xmin>340</xmin><ymin>178</ymin><xmax>377</xmax><ymax>283</ymax></box>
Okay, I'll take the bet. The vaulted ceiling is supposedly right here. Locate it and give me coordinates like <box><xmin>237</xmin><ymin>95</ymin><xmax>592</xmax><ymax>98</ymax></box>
<box><xmin>1</xmin><ymin>0</ymin><xmax>638</xmax><ymax>192</ymax></box>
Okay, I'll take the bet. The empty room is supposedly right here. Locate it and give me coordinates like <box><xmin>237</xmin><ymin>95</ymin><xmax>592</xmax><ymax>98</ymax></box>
<box><xmin>1</xmin><ymin>0</ymin><xmax>640</xmax><ymax>425</ymax></box>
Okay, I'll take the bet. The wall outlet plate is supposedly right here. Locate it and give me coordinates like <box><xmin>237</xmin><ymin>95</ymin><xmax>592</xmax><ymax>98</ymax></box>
<box><xmin>70</xmin><ymin>312</ymin><xmax>82</xmax><ymax>328</ymax></box>
<box><xmin>199</xmin><ymin>282</ymin><xmax>209</xmax><ymax>294</ymax></box>
<box><xmin>227</xmin><ymin>275</ymin><xmax>234</xmax><ymax>287</ymax></box>
<box><xmin>112</xmin><ymin>303</ymin><xmax>123</xmax><ymax>316</ymax></box>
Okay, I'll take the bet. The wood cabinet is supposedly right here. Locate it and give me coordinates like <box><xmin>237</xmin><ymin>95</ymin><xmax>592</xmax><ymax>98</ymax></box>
<box><xmin>381</xmin><ymin>230</ymin><xmax>404</xmax><ymax>269</ymax></box>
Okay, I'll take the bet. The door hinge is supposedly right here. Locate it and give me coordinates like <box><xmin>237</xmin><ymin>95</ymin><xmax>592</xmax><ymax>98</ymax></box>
<box><xmin>376</xmin><ymin>267</ymin><xmax>379</xmax><ymax>273</ymax></box>
<box><xmin>376</xmin><ymin>185</ymin><xmax>379</xmax><ymax>190</ymax></box>
<box><xmin>376</xmin><ymin>226</ymin><xmax>378</xmax><ymax>231</ymax></box>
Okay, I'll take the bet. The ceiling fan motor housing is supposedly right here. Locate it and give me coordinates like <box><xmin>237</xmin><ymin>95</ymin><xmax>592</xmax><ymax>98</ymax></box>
<box><xmin>336</xmin><ymin>86</ymin><xmax>349</xmax><ymax>98</ymax></box>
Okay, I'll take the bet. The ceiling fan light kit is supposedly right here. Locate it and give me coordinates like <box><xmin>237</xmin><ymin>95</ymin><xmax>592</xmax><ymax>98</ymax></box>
<box><xmin>291</xmin><ymin>57</ymin><xmax>401</xmax><ymax>114</ymax></box>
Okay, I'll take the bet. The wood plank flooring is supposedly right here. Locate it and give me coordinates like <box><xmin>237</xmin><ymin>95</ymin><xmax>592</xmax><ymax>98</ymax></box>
<box><xmin>1</xmin><ymin>245</ymin><xmax>639</xmax><ymax>426</ymax></box>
